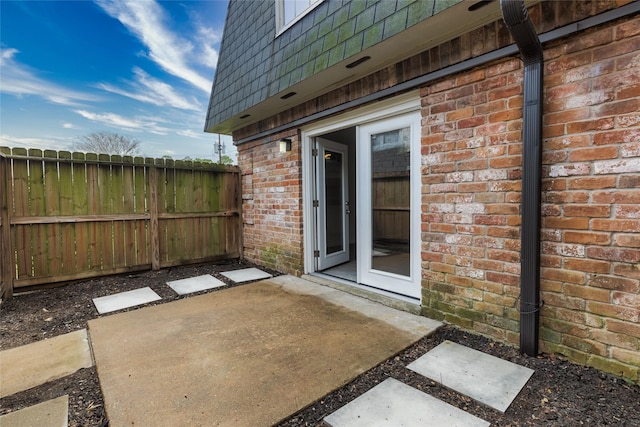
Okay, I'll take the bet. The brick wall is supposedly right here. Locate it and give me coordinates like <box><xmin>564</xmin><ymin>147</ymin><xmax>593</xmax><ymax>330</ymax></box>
<box><xmin>539</xmin><ymin>16</ymin><xmax>640</xmax><ymax>380</ymax></box>
<box><xmin>238</xmin><ymin>132</ymin><xmax>304</xmax><ymax>275</ymax></box>
<box><xmin>420</xmin><ymin>16</ymin><xmax>639</xmax><ymax>382</ymax></box>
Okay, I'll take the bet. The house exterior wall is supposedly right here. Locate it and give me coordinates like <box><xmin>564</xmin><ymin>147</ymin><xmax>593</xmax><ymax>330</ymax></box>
<box><xmin>234</xmin><ymin>4</ymin><xmax>639</xmax><ymax>383</ymax></box>
<box><xmin>239</xmin><ymin>132</ymin><xmax>304</xmax><ymax>275</ymax></box>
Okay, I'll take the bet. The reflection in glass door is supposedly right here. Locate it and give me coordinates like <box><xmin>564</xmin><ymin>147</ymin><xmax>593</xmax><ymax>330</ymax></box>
<box><xmin>370</xmin><ymin>128</ymin><xmax>411</xmax><ymax>277</ymax></box>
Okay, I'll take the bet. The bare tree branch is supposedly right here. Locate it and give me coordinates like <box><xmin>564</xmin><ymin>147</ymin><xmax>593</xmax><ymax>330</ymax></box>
<box><xmin>72</xmin><ymin>131</ymin><xmax>141</xmax><ymax>156</ymax></box>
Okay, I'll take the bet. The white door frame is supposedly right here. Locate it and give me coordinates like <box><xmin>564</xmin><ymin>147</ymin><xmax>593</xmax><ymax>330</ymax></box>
<box><xmin>301</xmin><ymin>91</ymin><xmax>421</xmax><ymax>302</ymax></box>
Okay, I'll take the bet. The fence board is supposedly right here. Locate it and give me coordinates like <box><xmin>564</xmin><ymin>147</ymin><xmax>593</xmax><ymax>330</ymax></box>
<box><xmin>0</xmin><ymin>149</ymin><xmax>12</xmax><ymax>300</ymax></box>
<box><xmin>1</xmin><ymin>147</ymin><xmax>241</xmax><ymax>293</ymax></box>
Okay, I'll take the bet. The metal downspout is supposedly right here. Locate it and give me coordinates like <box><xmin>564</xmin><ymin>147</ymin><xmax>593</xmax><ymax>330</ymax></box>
<box><xmin>500</xmin><ymin>0</ymin><xmax>544</xmax><ymax>357</ymax></box>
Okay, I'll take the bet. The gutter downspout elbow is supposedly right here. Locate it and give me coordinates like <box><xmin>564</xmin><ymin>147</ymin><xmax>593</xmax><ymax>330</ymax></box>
<box><xmin>500</xmin><ymin>0</ymin><xmax>544</xmax><ymax>357</ymax></box>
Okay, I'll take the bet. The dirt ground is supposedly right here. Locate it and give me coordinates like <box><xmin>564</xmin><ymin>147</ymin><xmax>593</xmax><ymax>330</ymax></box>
<box><xmin>1</xmin><ymin>261</ymin><xmax>639</xmax><ymax>426</ymax></box>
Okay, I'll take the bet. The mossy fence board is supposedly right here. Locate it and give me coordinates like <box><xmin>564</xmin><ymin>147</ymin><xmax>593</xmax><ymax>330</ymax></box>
<box><xmin>0</xmin><ymin>147</ymin><xmax>241</xmax><ymax>299</ymax></box>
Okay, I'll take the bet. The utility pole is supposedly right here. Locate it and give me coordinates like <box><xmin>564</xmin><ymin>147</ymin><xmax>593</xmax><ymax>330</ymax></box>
<box><xmin>216</xmin><ymin>134</ymin><xmax>224</xmax><ymax>163</ymax></box>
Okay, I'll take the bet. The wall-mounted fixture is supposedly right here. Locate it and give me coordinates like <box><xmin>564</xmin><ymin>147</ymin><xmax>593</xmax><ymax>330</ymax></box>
<box><xmin>278</xmin><ymin>138</ymin><xmax>292</xmax><ymax>153</ymax></box>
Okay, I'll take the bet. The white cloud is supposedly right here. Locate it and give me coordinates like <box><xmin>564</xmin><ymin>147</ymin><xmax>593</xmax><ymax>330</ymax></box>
<box><xmin>74</xmin><ymin>109</ymin><xmax>171</xmax><ymax>135</ymax></box>
<box><xmin>62</xmin><ymin>122</ymin><xmax>79</xmax><ymax>129</ymax></box>
<box><xmin>177</xmin><ymin>129</ymin><xmax>205</xmax><ymax>139</ymax></box>
<box><xmin>95</xmin><ymin>0</ymin><xmax>215</xmax><ymax>93</ymax></box>
<box><xmin>196</xmin><ymin>25</ymin><xmax>221</xmax><ymax>69</ymax></box>
<box><xmin>0</xmin><ymin>47</ymin><xmax>98</xmax><ymax>106</ymax></box>
<box><xmin>0</xmin><ymin>134</ymin><xmax>70</xmax><ymax>151</ymax></box>
<box><xmin>97</xmin><ymin>67</ymin><xmax>200</xmax><ymax>111</ymax></box>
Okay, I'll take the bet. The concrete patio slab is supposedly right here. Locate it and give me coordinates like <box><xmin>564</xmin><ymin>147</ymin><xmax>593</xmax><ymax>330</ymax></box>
<box><xmin>166</xmin><ymin>274</ymin><xmax>226</xmax><ymax>295</ymax></box>
<box><xmin>323</xmin><ymin>378</ymin><xmax>490</xmax><ymax>427</ymax></box>
<box><xmin>88</xmin><ymin>276</ymin><xmax>441</xmax><ymax>427</ymax></box>
<box><xmin>0</xmin><ymin>395</ymin><xmax>69</xmax><ymax>427</ymax></box>
<box><xmin>92</xmin><ymin>287</ymin><xmax>161</xmax><ymax>314</ymax></box>
<box><xmin>0</xmin><ymin>330</ymin><xmax>93</xmax><ymax>398</ymax></box>
<box><xmin>407</xmin><ymin>340</ymin><xmax>534</xmax><ymax>412</ymax></box>
<box><xmin>220</xmin><ymin>267</ymin><xmax>271</xmax><ymax>283</ymax></box>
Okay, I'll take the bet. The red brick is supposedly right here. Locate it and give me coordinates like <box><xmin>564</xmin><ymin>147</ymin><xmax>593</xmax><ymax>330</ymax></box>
<box><xmin>564</xmin><ymin>258</ymin><xmax>611</xmax><ymax>274</ymax></box>
<box><xmin>587</xmin><ymin>247</ymin><xmax>640</xmax><ymax>263</ymax></box>
<box><xmin>542</xmin><ymin>179</ymin><xmax>566</xmax><ymax>191</ymax></box>
<box><xmin>595</xmin><ymin>100</ymin><xmax>640</xmax><ymax>121</ymax></box>
<box><xmin>545</xmin><ymin>108</ymin><xmax>591</xmax><ymax>126</ymax></box>
<box><xmin>546</xmin><ymin>81</ymin><xmax>590</xmax><ymax>101</ymax></box>
<box><xmin>487</xmin><ymin>226</ymin><xmax>519</xmax><ymax>239</ymax></box>
<box><xmin>615</xmin><ymin>206</ymin><xmax>640</xmax><ymax>219</ymax></box>
<box><xmin>593</xmin><ymin>35</ymin><xmax>640</xmax><ymax>61</ymax></box>
<box><xmin>446</xmin><ymin>107</ymin><xmax>473</xmax><ymax>121</ymax></box>
<box><xmin>618</xmin><ymin>175</ymin><xmax>640</xmax><ymax>188</ymax></box>
<box><xmin>597</xmin><ymin>125</ymin><xmax>640</xmax><ymax>144</ymax></box>
<box><xmin>564</xmin><ymin>284</ymin><xmax>611</xmax><ymax>303</ymax></box>
<box><xmin>587</xmin><ymin>301</ymin><xmax>639</xmax><ymax>323</ymax></box>
<box><xmin>546</xmin><ymin>51</ymin><xmax>592</xmax><ymax>74</ymax></box>
<box><xmin>542</xmin><ymin>291</ymin><xmax>585</xmax><ymax>310</ymax></box>
<box><xmin>616</xmin><ymin>17</ymin><xmax>640</xmax><ymax>39</ymax></box>
<box><xmin>543</xmin><ymin>124</ymin><xmax>566</xmax><ymax>138</ymax></box>
<box><xmin>566</xmin><ymin>118</ymin><xmax>615</xmax><ymax>134</ymax></box>
<box><xmin>563</xmin><ymin>204</ymin><xmax>611</xmax><ymax>217</ymax></box>
<box><xmin>614</xmin><ymin>234</ymin><xmax>640</xmax><ymax>248</ymax></box>
<box><xmin>592</xmin><ymin>219</ymin><xmax>640</xmax><ymax>233</ymax></box>
<box><xmin>613</xmin><ymin>263</ymin><xmax>640</xmax><ymax>280</ymax></box>
<box><xmin>606</xmin><ymin>319</ymin><xmax>640</xmax><ymax>339</ymax></box>
<box><xmin>542</xmin><ymin>268</ymin><xmax>586</xmax><ymax>284</ymax></box>
<box><xmin>594</xmin><ymin>158</ymin><xmax>640</xmax><ymax>175</ymax></box>
<box><xmin>621</xmin><ymin>142</ymin><xmax>640</xmax><ymax>157</ymax></box>
<box><xmin>591</xmin><ymin>275</ymin><xmax>640</xmax><ymax>293</ymax></box>
<box><xmin>593</xmin><ymin>190</ymin><xmax>640</xmax><ymax>204</ymax></box>
<box><xmin>591</xmin><ymin>329</ymin><xmax>639</xmax><ymax>356</ymax></box>
<box><xmin>458</xmin><ymin>116</ymin><xmax>486</xmax><ymax>129</ymax></box>
<box><xmin>617</xmin><ymin>112</ymin><xmax>640</xmax><ymax>128</ymax></box>
<box><xmin>612</xmin><ymin>291</ymin><xmax>640</xmax><ymax>309</ymax></box>
<box><xmin>486</xmin><ymin>271</ymin><xmax>519</xmax><ymax>287</ymax></box>
<box><xmin>618</xmin><ymin>82</ymin><xmax>640</xmax><ymax>100</ymax></box>
<box><xmin>490</xmin><ymin>156</ymin><xmax>521</xmax><ymax>169</ymax></box>
<box><xmin>564</xmin><ymin>231</ymin><xmax>611</xmax><ymax>245</ymax></box>
<box><xmin>446</xmin><ymin>85</ymin><xmax>474</xmax><ymax>100</ymax></box>
<box><xmin>542</xmin><ymin>191</ymin><xmax>590</xmax><ymax>203</ymax></box>
<box><xmin>569</xmin><ymin>146</ymin><xmax>619</xmax><ymax>162</ymax></box>
<box><xmin>567</xmin><ymin>176</ymin><xmax>617</xmax><ymax>190</ymax></box>
<box><xmin>544</xmin><ymin>217</ymin><xmax>589</xmax><ymax>230</ymax></box>
<box><xmin>545</xmin><ymin>135</ymin><xmax>591</xmax><ymax>150</ymax></box>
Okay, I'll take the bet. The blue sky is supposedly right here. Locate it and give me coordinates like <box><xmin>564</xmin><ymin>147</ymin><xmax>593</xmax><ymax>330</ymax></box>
<box><xmin>0</xmin><ymin>0</ymin><xmax>235</xmax><ymax>161</ymax></box>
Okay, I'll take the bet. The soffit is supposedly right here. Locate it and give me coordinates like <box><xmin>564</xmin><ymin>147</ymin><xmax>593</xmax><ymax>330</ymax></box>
<box><xmin>207</xmin><ymin>0</ymin><xmax>516</xmax><ymax>135</ymax></box>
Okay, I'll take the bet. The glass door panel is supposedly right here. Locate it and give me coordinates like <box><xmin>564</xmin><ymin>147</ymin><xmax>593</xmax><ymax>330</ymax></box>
<box><xmin>357</xmin><ymin>112</ymin><xmax>420</xmax><ymax>299</ymax></box>
<box><xmin>325</xmin><ymin>149</ymin><xmax>344</xmax><ymax>255</ymax></box>
<box><xmin>316</xmin><ymin>138</ymin><xmax>349</xmax><ymax>270</ymax></box>
<box><xmin>370</xmin><ymin>128</ymin><xmax>411</xmax><ymax>276</ymax></box>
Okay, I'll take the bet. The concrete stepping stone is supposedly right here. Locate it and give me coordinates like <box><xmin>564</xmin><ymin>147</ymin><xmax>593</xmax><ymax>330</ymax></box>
<box><xmin>220</xmin><ymin>267</ymin><xmax>271</xmax><ymax>283</ymax></box>
<box><xmin>0</xmin><ymin>395</ymin><xmax>69</xmax><ymax>427</ymax></box>
<box><xmin>0</xmin><ymin>330</ymin><xmax>93</xmax><ymax>398</ymax></box>
<box><xmin>167</xmin><ymin>274</ymin><xmax>226</xmax><ymax>295</ymax></box>
<box><xmin>407</xmin><ymin>340</ymin><xmax>534</xmax><ymax>412</ymax></box>
<box><xmin>92</xmin><ymin>287</ymin><xmax>161</xmax><ymax>314</ymax></box>
<box><xmin>323</xmin><ymin>377</ymin><xmax>490</xmax><ymax>427</ymax></box>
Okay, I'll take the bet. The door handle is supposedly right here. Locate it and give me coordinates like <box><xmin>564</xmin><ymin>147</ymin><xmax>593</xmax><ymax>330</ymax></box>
<box><xmin>345</xmin><ymin>201</ymin><xmax>351</xmax><ymax>215</ymax></box>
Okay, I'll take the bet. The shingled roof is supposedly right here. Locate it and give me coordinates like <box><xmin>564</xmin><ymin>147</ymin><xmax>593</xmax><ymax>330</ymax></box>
<box><xmin>205</xmin><ymin>0</ymin><xmax>507</xmax><ymax>135</ymax></box>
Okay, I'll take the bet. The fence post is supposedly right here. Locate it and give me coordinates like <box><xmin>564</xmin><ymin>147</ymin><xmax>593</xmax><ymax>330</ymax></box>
<box><xmin>0</xmin><ymin>147</ymin><xmax>13</xmax><ymax>300</ymax></box>
<box><xmin>149</xmin><ymin>166</ymin><xmax>160</xmax><ymax>270</ymax></box>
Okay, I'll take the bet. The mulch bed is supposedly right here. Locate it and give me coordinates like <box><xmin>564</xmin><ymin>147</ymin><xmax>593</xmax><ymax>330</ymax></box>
<box><xmin>1</xmin><ymin>260</ymin><xmax>639</xmax><ymax>426</ymax></box>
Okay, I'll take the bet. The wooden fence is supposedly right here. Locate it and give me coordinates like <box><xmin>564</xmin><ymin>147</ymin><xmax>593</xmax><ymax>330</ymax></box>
<box><xmin>0</xmin><ymin>147</ymin><xmax>242</xmax><ymax>300</ymax></box>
